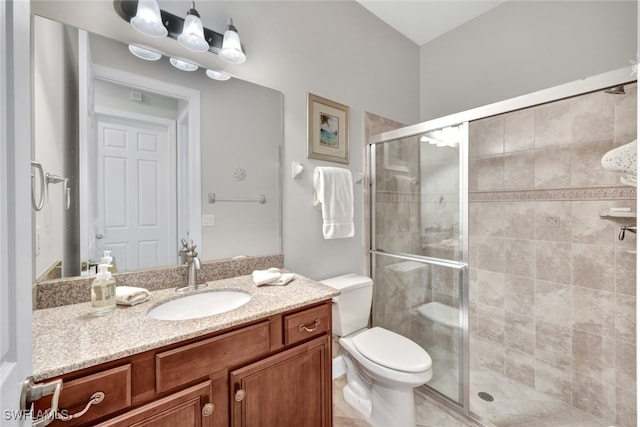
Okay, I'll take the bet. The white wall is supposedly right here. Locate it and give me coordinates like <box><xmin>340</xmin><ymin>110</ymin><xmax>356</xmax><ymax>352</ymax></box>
<box><xmin>420</xmin><ymin>1</ymin><xmax>638</xmax><ymax>120</ymax></box>
<box><xmin>192</xmin><ymin>1</ymin><xmax>421</xmax><ymax>279</ymax></box>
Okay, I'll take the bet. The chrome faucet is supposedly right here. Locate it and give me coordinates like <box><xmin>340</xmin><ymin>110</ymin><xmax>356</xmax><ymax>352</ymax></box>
<box><xmin>176</xmin><ymin>243</ymin><xmax>208</xmax><ymax>292</ymax></box>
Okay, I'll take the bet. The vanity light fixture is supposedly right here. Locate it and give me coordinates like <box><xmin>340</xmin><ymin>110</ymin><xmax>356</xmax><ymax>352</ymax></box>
<box><xmin>130</xmin><ymin>0</ymin><xmax>167</xmax><ymax>38</ymax></box>
<box><xmin>205</xmin><ymin>69</ymin><xmax>231</xmax><ymax>81</ymax></box>
<box><xmin>170</xmin><ymin>57</ymin><xmax>199</xmax><ymax>71</ymax></box>
<box><xmin>177</xmin><ymin>2</ymin><xmax>209</xmax><ymax>52</ymax></box>
<box><xmin>128</xmin><ymin>45</ymin><xmax>162</xmax><ymax>61</ymax></box>
<box><xmin>115</xmin><ymin>1</ymin><xmax>247</xmax><ymax>64</ymax></box>
<box><xmin>219</xmin><ymin>19</ymin><xmax>246</xmax><ymax>64</ymax></box>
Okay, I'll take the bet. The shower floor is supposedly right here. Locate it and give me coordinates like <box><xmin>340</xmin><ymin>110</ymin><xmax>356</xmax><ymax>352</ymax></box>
<box><xmin>469</xmin><ymin>367</ymin><xmax>609</xmax><ymax>427</ymax></box>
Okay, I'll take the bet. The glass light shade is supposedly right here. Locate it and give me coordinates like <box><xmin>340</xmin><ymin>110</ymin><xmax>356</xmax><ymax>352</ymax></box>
<box><xmin>169</xmin><ymin>57</ymin><xmax>198</xmax><ymax>72</ymax></box>
<box><xmin>130</xmin><ymin>0</ymin><xmax>167</xmax><ymax>38</ymax></box>
<box><xmin>128</xmin><ymin>45</ymin><xmax>162</xmax><ymax>61</ymax></box>
<box><xmin>177</xmin><ymin>13</ymin><xmax>209</xmax><ymax>52</ymax></box>
<box><xmin>205</xmin><ymin>69</ymin><xmax>231</xmax><ymax>81</ymax></box>
<box><xmin>219</xmin><ymin>21</ymin><xmax>246</xmax><ymax>64</ymax></box>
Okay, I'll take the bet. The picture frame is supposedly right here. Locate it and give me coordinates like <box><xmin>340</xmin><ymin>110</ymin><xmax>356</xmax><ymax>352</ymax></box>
<box><xmin>307</xmin><ymin>93</ymin><xmax>349</xmax><ymax>164</ymax></box>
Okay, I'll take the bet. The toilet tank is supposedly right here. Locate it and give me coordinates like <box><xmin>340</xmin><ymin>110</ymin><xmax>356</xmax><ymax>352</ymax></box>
<box><xmin>319</xmin><ymin>274</ymin><xmax>373</xmax><ymax>337</ymax></box>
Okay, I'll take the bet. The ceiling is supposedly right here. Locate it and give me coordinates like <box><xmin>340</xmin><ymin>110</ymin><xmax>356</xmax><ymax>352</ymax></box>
<box><xmin>356</xmin><ymin>0</ymin><xmax>506</xmax><ymax>46</ymax></box>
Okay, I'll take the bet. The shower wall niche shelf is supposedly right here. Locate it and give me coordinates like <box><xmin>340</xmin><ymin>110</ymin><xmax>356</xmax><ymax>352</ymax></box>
<box><xmin>599</xmin><ymin>209</ymin><xmax>637</xmax><ymax>219</ymax></box>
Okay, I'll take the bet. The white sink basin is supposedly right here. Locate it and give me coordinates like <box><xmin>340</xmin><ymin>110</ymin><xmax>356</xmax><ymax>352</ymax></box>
<box><xmin>148</xmin><ymin>291</ymin><xmax>251</xmax><ymax>321</ymax></box>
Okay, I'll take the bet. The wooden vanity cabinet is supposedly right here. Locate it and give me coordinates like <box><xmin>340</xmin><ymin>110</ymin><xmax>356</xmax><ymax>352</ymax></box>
<box><xmin>38</xmin><ymin>300</ymin><xmax>332</xmax><ymax>427</ymax></box>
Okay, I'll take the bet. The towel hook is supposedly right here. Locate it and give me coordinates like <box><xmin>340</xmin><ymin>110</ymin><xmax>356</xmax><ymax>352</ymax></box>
<box><xmin>292</xmin><ymin>162</ymin><xmax>304</xmax><ymax>179</ymax></box>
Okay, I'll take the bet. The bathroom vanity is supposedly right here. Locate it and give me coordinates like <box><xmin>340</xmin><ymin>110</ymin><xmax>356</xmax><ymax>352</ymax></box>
<box><xmin>32</xmin><ymin>274</ymin><xmax>337</xmax><ymax>426</ymax></box>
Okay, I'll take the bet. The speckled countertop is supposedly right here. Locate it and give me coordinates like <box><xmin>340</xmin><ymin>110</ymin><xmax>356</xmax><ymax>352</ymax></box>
<box><xmin>32</xmin><ymin>274</ymin><xmax>339</xmax><ymax>381</ymax></box>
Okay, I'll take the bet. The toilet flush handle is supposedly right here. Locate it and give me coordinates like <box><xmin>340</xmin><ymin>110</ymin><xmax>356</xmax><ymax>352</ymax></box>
<box><xmin>298</xmin><ymin>318</ymin><xmax>321</xmax><ymax>333</ymax></box>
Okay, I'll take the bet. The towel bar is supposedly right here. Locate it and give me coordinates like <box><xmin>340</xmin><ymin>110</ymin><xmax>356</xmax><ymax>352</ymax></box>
<box><xmin>208</xmin><ymin>193</ymin><xmax>266</xmax><ymax>204</ymax></box>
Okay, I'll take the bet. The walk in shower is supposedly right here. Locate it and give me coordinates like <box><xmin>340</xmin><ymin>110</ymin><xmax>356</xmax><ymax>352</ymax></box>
<box><xmin>368</xmin><ymin>72</ymin><xmax>637</xmax><ymax>426</ymax></box>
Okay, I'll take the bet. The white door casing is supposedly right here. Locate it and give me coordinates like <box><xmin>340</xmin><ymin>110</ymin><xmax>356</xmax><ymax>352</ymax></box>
<box><xmin>95</xmin><ymin>109</ymin><xmax>177</xmax><ymax>272</ymax></box>
<box><xmin>0</xmin><ymin>0</ymin><xmax>32</xmax><ymax>425</ymax></box>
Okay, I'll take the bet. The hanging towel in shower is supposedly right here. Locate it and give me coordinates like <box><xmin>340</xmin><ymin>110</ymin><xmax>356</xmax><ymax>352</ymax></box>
<box><xmin>313</xmin><ymin>166</ymin><xmax>354</xmax><ymax>239</ymax></box>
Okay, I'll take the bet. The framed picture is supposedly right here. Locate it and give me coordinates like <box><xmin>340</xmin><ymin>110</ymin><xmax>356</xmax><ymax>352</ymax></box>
<box><xmin>307</xmin><ymin>93</ymin><xmax>349</xmax><ymax>164</ymax></box>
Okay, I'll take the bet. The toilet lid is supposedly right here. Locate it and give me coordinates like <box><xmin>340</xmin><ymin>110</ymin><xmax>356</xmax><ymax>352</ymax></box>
<box><xmin>352</xmin><ymin>327</ymin><xmax>432</xmax><ymax>373</ymax></box>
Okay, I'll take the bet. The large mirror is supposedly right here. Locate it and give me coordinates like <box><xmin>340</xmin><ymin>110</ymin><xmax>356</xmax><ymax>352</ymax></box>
<box><xmin>32</xmin><ymin>11</ymin><xmax>283</xmax><ymax>281</ymax></box>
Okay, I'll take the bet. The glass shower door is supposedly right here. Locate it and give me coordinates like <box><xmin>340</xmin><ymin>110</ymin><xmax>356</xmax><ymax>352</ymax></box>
<box><xmin>370</xmin><ymin>123</ymin><xmax>468</xmax><ymax>407</ymax></box>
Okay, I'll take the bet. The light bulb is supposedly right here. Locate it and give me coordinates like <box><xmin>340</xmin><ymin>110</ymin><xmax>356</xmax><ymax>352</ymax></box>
<box><xmin>130</xmin><ymin>0</ymin><xmax>167</xmax><ymax>38</ymax></box>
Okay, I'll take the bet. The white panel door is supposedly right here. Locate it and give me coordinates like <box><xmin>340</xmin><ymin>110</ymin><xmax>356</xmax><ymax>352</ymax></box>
<box><xmin>0</xmin><ymin>0</ymin><xmax>32</xmax><ymax>425</ymax></box>
<box><xmin>96</xmin><ymin>112</ymin><xmax>176</xmax><ymax>272</ymax></box>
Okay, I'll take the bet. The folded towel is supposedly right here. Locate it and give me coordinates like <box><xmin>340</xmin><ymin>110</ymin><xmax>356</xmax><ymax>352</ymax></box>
<box><xmin>313</xmin><ymin>167</ymin><xmax>354</xmax><ymax>239</ymax></box>
<box><xmin>252</xmin><ymin>269</ymin><xmax>296</xmax><ymax>286</ymax></box>
<box><xmin>265</xmin><ymin>273</ymin><xmax>296</xmax><ymax>286</ymax></box>
<box><xmin>252</xmin><ymin>268</ymin><xmax>283</xmax><ymax>286</ymax></box>
<box><xmin>116</xmin><ymin>286</ymin><xmax>151</xmax><ymax>306</ymax></box>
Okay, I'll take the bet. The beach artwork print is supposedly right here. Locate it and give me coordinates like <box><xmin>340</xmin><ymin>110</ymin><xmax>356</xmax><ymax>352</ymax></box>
<box><xmin>319</xmin><ymin>113</ymin><xmax>339</xmax><ymax>148</ymax></box>
<box><xmin>307</xmin><ymin>93</ymin><xmax>349</xmax><ymax>164</ymax></box>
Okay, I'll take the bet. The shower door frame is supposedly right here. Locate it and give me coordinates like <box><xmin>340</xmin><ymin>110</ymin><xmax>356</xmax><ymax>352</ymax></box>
<box><xmin>369</xmin><ymin>121</ymin><xmax>470</xmax><ymax>411</ymax></box>
<box><xmin>367</xmin><ymin>66</ymin><xmax>635</xmax><ymax>420</ymax></box>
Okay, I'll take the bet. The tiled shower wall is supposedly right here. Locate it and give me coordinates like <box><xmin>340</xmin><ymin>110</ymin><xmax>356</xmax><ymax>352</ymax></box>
<box><xmin>469</xmin><ymin>83</ymin><xmax>637</xmax><ymax>425</ymax></box>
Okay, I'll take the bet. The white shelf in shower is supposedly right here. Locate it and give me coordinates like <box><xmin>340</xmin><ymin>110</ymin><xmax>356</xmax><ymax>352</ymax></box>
<box><xmin>599</xmin><ymin>209</ymin><xmax>637</xmax><ymax>219</ymax></box>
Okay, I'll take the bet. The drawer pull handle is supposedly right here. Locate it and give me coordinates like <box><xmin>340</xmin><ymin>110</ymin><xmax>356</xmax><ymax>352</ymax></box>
<box><xmin>202</xmin><ymin>403</ymin><xmax>215</xmax><ymax>416</ymax></box>
<box><xmin>57</xmin><ymin>391</ymin><xmax>105</xmax><ymax>421</ymax></box>
<box><xmin>298</xmin><ymin>318</ymin><xmax>320</xmax><ymax>333</ymax></box>
<box><xmin>235</xmin><ymin>389</ymin><xmax>246</xmax><ymax>402</ymax></box>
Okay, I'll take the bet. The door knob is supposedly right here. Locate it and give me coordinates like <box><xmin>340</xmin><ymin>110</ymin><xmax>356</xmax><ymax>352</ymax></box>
<box><xmin>234</xmin><ymin>389</ymin><xmax>246</xmax><ymax>402</ymax></box>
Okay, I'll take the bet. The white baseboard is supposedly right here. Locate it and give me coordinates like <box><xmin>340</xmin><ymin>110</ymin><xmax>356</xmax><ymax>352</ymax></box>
<box><xmin>332</xmin><ymin>355</ymin><xmax>346</xmax><ymax>379</ymax></box>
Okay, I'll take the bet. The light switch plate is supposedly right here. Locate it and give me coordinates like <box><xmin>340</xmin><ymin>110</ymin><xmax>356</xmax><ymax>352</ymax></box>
<box><xmin>202</xmin><ymin>214</ymin><xmax>215</xmax><ymax>227</ymax></box>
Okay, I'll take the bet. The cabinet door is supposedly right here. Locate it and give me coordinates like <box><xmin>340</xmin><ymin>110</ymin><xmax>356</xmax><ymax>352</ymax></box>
<box><xmin>230</xmin><ymin>335</ymin><xmax>331</xmax><ymax>427</ymax></box>
<box><xmin>95</xmin><ymin>381</ymin><xmax>215</xmax><ymax>427</ymax></box>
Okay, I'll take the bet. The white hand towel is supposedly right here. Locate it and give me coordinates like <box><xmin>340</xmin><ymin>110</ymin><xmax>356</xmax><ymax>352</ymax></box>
<box><xmin>313</xmin><ymin>167</ymin><xmax>354</xmax><ymax>239</ymax></box>
<box><xmin>116</xmin><ymin>286</ymin><xmax>151</xmax><ymax>306</ymax></box>
<box><xmin>252</xmin><ymin>268</ymin><xmax>282</xmax><ymax>286</ymax></box>
<box><xmin>263</xmin><ymin>273</ymin><xmax>296</xmax><ymax>286</ymax></box>
<box><xmin>252</xmin><ymin>269</ymin><xmax>296</xmax><ymax>286</ymax></box>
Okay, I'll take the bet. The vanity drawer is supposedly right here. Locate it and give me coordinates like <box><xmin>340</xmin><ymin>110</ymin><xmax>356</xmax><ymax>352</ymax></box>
<box><xmin>156</xmin><ymin>321</ymin><xmax>270</xmax><ymax>393</ymax></box>
<box><xmin>284</xmin><ymin>303</ymin><xmax>330</xmax><ymax>345</ymax></box>
<box><xmin>51</xmin><ymin>364</ymin><xmax>132</xmax><ymax>426</ymax></box>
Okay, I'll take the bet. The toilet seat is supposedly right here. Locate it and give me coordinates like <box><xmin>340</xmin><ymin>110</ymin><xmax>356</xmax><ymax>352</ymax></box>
<box><xmin>352</xmin><ymin>327</ymin><xmax>432</xmax><ymax>373</ymax></box>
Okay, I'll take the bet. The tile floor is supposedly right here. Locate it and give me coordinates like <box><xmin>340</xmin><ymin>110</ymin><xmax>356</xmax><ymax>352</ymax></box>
<box><xmin>333</xmin><ymin>368</ymin><xmax>611</xmax><ymax>427</ymax></box>
<box><xmin>333</xmin><ymin>375</ymin><xmax>479</xmax><ymax>427</ymax></box>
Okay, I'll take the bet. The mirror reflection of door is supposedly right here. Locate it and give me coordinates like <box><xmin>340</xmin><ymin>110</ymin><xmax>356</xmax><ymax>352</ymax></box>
<box><xmin>94</xmin><ymin>111</ymin><xmax>177</xmax><ymax>271</ymax></box>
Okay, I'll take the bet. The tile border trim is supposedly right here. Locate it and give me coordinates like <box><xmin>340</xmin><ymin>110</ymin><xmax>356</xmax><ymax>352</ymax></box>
<box><xmin>470</xmin><ymin>186</ymin><xmax>637</xmax><ymax>202</ymax></box>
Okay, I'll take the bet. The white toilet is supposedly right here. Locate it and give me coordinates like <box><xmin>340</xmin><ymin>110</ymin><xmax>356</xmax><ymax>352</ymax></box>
<box><xmin>320</xmin><ymin>273</ymin><xmax>433</xmax><ymax>427</ymax></box>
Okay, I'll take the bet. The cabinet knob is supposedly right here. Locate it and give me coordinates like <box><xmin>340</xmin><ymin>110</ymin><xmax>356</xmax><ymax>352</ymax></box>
<box><xmin>202</xmin><ymin>403</ymin><xmax>215</xmax><ymax>417</ymax></box>
<box><xmin>235</xmin><ymin>389</ymin><xmax>246</xmax><ymax>402</ymax></box>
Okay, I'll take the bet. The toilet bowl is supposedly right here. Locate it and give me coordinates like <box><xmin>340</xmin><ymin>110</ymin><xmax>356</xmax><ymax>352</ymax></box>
<box><xmin>320</xmin><ymin>274</ymin><xmax>433</xmax><ymax>427</ymax></box>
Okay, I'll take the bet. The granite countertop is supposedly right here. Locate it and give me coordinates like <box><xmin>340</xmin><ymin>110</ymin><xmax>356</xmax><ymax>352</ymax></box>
<box><xmin>32</xmin><ymin>274</ymin><xmax>339</xmax><ymax>381</ymax></box>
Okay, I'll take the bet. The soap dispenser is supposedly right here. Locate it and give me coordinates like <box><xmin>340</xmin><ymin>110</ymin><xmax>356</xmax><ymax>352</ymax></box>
<box><xmin>101</xmin><ymin>250</ymin><xmax>117</xmax><ymax>274</ymax></box>
<box><xmin>91</xmin><ymin>263</ymin><xmax>116</xmax><ymax>316</ymax></box>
